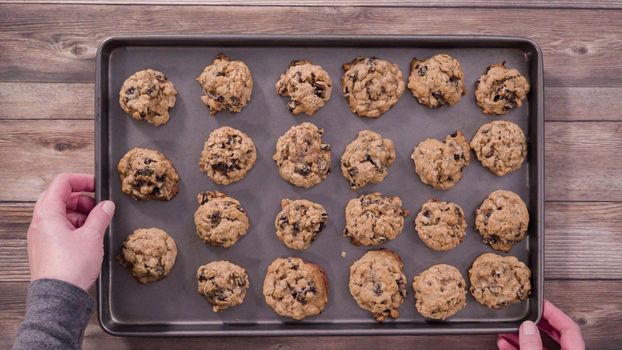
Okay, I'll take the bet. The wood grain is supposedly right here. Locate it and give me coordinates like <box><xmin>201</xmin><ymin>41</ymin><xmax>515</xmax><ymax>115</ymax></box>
<box><xmin>545</xmin><ymin>87</ymin><xmax>622</xmax><ymax>121</ymax></box>
<box><xmin>2</xmin><ymin>120</ymin><xmax>621</xmax><ymax>201</ymax></box>
<box><xmin>1</xmin><ymin>279</ymin><xmax>618</xmax><ymax>349</ymax></box>
<box><xmin>3</xmin><ymin>201</ymin><xmax>621</xmax><ymax>281</ymax></box>
<box><xmin>1</xmin><ymin>5</ymin><xmax>621</xmax><ymax>85</ymax></box>
<box><xmin>4</xmin><ymin>0</ymin><xmax>622</xmax><ymax>9</ymax></box>
<box><xmin>0</xmin><ymin>83</ymin><xmax>93</xmax><ymax>119</ymax></box>
<box><xmin>3</xmin><ymin>83</ymin><xmax>621</xmax><ymax>122</ymax></box>
<box><xmin>0</xmin><ymin>120</ymin><xmax>93</xmax><ymax>201</ymax></box>
<box><xmin>545</xmin><ymin>121</ymin><xmax>622</xmax><ymax>202</ymax></box>
<box><xmin>545</xmin><ymin>202</ymin><xmax>622</xmax><ymax>279</ymax></box>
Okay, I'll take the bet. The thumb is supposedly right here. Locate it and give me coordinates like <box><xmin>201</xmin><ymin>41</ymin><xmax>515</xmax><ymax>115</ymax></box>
<box><xmin>81</xmin><ymin>201</ymin><xmax>115</xmax><ymax>237</ymax></box>
<box><xmin>519</xmin><ymin>320</ymin><xmax>543</xmax><ymax>350</ymax></box>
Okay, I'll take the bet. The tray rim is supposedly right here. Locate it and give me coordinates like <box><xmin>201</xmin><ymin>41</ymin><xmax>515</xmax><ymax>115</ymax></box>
<box><xmin>95</xmin><ymin>34</ymin><xmax>544</xmax><ymax>337</ymax></box>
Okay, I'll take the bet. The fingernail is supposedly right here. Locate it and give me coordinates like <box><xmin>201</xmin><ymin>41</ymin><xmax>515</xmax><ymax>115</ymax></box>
<box><xmin>522</xmin><ymin>320</ymin><xmax>537</xmax><ymax>335</ymax></box>
<box><xmin>102</xmin><ymin>201</ymin><xmax>115</xmax><ymax>216</ymax></box>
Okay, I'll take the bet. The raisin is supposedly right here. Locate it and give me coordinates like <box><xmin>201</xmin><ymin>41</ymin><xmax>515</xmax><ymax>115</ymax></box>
<box><xmin>229</xmin><ymin>96</ymin><xmax>239</xmax><ymax>107</ymax></box>
<box><xmin>135</xmin><ymin>168</ymin><xmax>153</xmax><ymax>177</ymax></box>
<box><xmin>348</xmin><ymin>167</ymin><xmax>359</xmax><ymax>178</ymax></box>
<box><xmin>373</xmin><ymin>282</ymin><xmax>383</xmax><ymax>296</ymax></box>
<box><xmin>144</xmin><ymin>158</ymin><xmax>154</xmax><ymax>165</ymax></box>
<box><xmin>450</xmin><ymin>131</ymin><xmax>458</xmax><ymax>138</ymax></box>
<box><xmin>423</xmin><ymin>210</ymin><xmax>431</xmax><ymax>218</ymax></box>
<box><xmin>493</xmin><ymin>94</ymin><xmax>501</xmax><ymax>102</ymax></box>
<box><xmin>432</xmin><ymin>91</ymin><xmax>445</xmax><ymax>104</ymax></box>
<box><xmin>454</xmin><ymin>154</ymin><xmax>461</xmax><ymax>161</ymax></box>
<box><xmin>418</xmin><ymin>66</ymin><xmax>427</xmax><ymax>76</ymax></box>
<box><xmin>216</xmin><ymin>95</ymin><xmax>225</xmax><ymax>102</ymax></box>
<box><xmin>292</xmin><ymin>222</ymin><xmax>300</xmax><ymax>234</ymax></box>
<box><xmin>313</xmin><ymin>83</ymin><xmax>325</xmax><ymax>98</ymax></box>
<box><xmin>210</xmin><ymin>211</ymin><xmax>222</xmax><ymax>225</ymax></box>
<box><xmin>449</xmin><ymin>75</ymin><xmax>460</xmax><ymax>86</ymax></box>
<box><xmin>151</xmin><ymin>187</ymin><xmax>160</xmax><ymax>195</ymax></box>
<box><xmin>236</xmin><ymin>277</ymin><xmax>247</xmax><ymax>288</ymax></box>
<box><xmin>278</xmin><ymin>215</ymin><xmax>288</xmax><ymax>228</ymax></box>
<box><xmin>365</xmin><ymin>154</ymin><xmax>378</xmax><ymax>168</ymax></box>
<box><xmin>145</xmin><ymin>86</ymin><xmax>154</xmax><ymax>96</ymax></box>
<box><xmin>295</xmin><ymin>164</ymin><xmax>311</xmax><ymax>176</ymax></box>
<box><xmin>197</xmin><ymin>192</ymin><xmax>211</xmax><ymax>205</ymax></box>
<box><xmin>125</xmin><ymin>87</ymin><xmax>136</xmax><ymax>96</ymax></box>
<box><xmin>155</xmin><ymin>174</ymin><xmax>166</xmax><ymax>182</ymax></box>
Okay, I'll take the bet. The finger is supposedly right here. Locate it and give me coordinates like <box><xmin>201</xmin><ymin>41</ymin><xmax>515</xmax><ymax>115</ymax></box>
<box><xmin>537</xmin><ymin>317</ymin><xmax>561</xmax><ymax>343</ymax></box>
<box><xmin>519</xmin><ymin>320</ymin><xmax>543</xmax><ymax>350</ymax></box>
<box><xmin>66</xmin><ymin>211</ymin><xmax>88</xmax><ymax>228</ymax></box>
<box><xmin>497</xmin><ymin>335</ymin><xmax>519</xmax><ymax>350</ymax></box>
<box><xmin>542</xmin><ymin>300</ymin><xmax>585</xmax><ymax>350</ymax></box>
<box><xmin>66</xmin><ymin>194</ymin><xmax>96</xmax><ymax>214</ymax></box>
<box><xmin>499</xmin><ymin>333</ymin><xmax>519</xmax><ymax>348</ymax></box>
<box><xmin>42</xmin><ymin>174</ymin><xmax>95</xmax><ymax>211</ymax></box>
<box><xmin>31</xmin><ymin>190</ymin><xmax>48</xmax><ymax>219</ymax></box>
<box><xmin>80</xmin><ymin>201</ymin><xmax>115</xmax><ymax>237</ymax></box>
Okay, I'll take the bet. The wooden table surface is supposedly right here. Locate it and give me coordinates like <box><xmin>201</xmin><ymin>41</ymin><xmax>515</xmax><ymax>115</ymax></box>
<box><xmin>1</xmin><ymin>1</ymin><xmax>621</xmax><ymax>349</ymax></box>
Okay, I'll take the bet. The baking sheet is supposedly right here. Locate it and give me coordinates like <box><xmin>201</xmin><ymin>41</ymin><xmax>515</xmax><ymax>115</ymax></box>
<box><xmin>96</xmin><ymin>36</ymin><xmax>543</xmax><ymax>336</ymax></box>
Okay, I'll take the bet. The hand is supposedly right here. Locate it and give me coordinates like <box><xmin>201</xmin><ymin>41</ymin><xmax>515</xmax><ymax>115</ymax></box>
<box><xmin>28</xmin><ymin>173</ymin><xmax>115</xmax><ymax>291</ymax></box>
<box><xmin>497</xmin><ymin>299</ymin><xmax>585</xmax><ymax>350</ymax></box>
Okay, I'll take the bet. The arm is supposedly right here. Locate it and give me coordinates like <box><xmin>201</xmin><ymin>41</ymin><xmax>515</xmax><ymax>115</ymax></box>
<box><xmin>12</xmin><ymin>279</ymin><xmax>93</xmax><ymax>350</ymax></box>
<box><xmin>12</xmin><ymin>174</ymin><xmax>115</xmax><ymax>350</ymax></box>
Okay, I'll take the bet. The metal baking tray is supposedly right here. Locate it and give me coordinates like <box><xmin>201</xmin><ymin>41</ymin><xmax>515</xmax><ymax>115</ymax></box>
<box><xmin>96</xmin><ymin>35</ymin><xmax>543</xmax><ymax>336</ymax></box>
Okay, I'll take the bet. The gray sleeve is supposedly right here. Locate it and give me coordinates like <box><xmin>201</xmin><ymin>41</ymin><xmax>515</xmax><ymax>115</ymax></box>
<box><xmin>12</xmin><ymin>279</ymin><xmax>94</xmax><ymax>350</ymax></box>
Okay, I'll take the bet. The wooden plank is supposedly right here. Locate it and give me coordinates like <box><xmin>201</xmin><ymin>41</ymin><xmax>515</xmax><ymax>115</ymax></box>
<box><xmin>3</xmin><ymin>0</ymin><xmax>622</xmax><ymax>8</ymax></box>
<box><xmin>545</xmin><ymin>202</ymin><xmax>622</xmax><ymax>279</ymax></box>
<box><xmin>0</xmin><ymin>120</ymin><xmax>93</xmax><ymax>201</ymax></box>
<box><xmin>545</xmin><ymin>121</ymin><xmax>622</xmax><ymax>201</ymax></box>
<box><xmin>0</xmin><ymin>83</ymin><xmax>93</xmax><ymax>119</ymax></box>
<box><xmin>2</xmin><ymin>120</ymin><xmax>622</xmax><ymax>201</ymax></box>
<box><xmin>3</xmin><ymin>201</ymin><xmax>622</xmax><ymax>281</ymax></box>
<box><xmin>545</xmin><ymin>87</ymin><xmax>622</xmax><ymax>121</ymax></box>
<box><xmin>3</xmin><ymin>83</ymin><xmax>622</xmax><ymax>122</ymax></box>
<box><xmin>1</xmin><ymin>280</ymin><xmax>618</xmax><ymax>349</ymax></box>
<box><xmin>1</xmin><ymin>5</ymin><xmax>621</xmax><ymax>85</ymax></box>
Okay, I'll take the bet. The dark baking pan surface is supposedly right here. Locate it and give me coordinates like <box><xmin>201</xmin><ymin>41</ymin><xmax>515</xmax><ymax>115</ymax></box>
<box><xmin>96</xmin><ymin>35</ymin><xmax>543</xmax><ymax>336</ymax></box>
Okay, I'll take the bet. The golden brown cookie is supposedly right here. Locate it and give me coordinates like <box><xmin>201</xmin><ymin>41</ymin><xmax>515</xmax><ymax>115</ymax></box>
<box><xmin>275</xmin><ymin>199</ymin><xmax>328</xmax><ymax>250</ymax></box>
<box><xmin>412</xmin><ymin>264</ymin><xmax>467</xmax><ymax>320</ymax></box>
<box><xmin>117</xmin><ymin>228</ymin><xmax>177</xmax><ymax>284</ymax></box>
<box><xmin>475</xmin><ymin>62</ymin><xmax>530</xmax><ymax>115</ymax></box>
<box><xmin>341</xmin><ymin>57</ymin><xmax>405</xmax><ymax>118</ymax></box>
<box><xmin>470</xmin><ymin>120</ymin><xmax>527</xmax><ymax>176</ymax></box>
<box><xmin>349</xmin><ymin>249</ymin><xmax>407</xmax><ymax>322</ymax></box>
<box><xmin>119</xmin><ymin>69</ymin><xmax>177</xmax><ymax>126</ymax></box>
<box><xmin>196</xmin><ymin>54</ymin><xmax>253</xmax><ymax>114</ymax></box>
<box><xmin>408</xmin><ymin>54</ymin><xmax>465</xmax><ymax>108</ymax></box>
<box><xmin>194</xmin><ymin>191</ymin><xmax>249</xmax><ymax>248</ymax></box>
<box><xmin>415</xmin><ymin>199</ymin><xmax>467</xmax><ymax>251</ymax></box>
<box><xmin>411</xmin><ymin>131</ymin><xmax>471</xmax><ymax>190</ymax></box>
<box><xmin>199</xmin><ymin>126</ymin><xmax>256</xmax><ymax>185</ymax></box>
<box><xmin>469</xmin><ymin>253</ymin><xmax>531</xmax><ymax>309</ymax></box>
<box><xmin>117</xmin><ymin>147</ymin><xmax>180</xmax><ymax>201</ymax></box>
<box><xmin>273</xmin><ymin>122</ymin><xmax>331</xmax><ymax>188</ymax></box>
<box><xmin>475</xmin><ymin>190</ymin><xmax>529</xmax><ymax>252</ymax></box>
<box><xmin>276</xmin><ymin>60</ymin><xmax>332</xmax><ymax>115</ymax></box>
<box><xmin>344</xmin><ymin>192</ymin><xmax>407</xmax><ymax>246</ymax></box>
<box><xmin>196</xmin><ymin>260</ymin><xmax>249</xmax><ymax>312</ymax></box>
<box><xmin>340</xmin><ymin>130</ymin><xmax>396</xmax><ymax>191</ymax></box>
<box><xmin>263</xmin><ymin>257</ymin><xmax>329</xmax><ymax>320</ymax></box>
